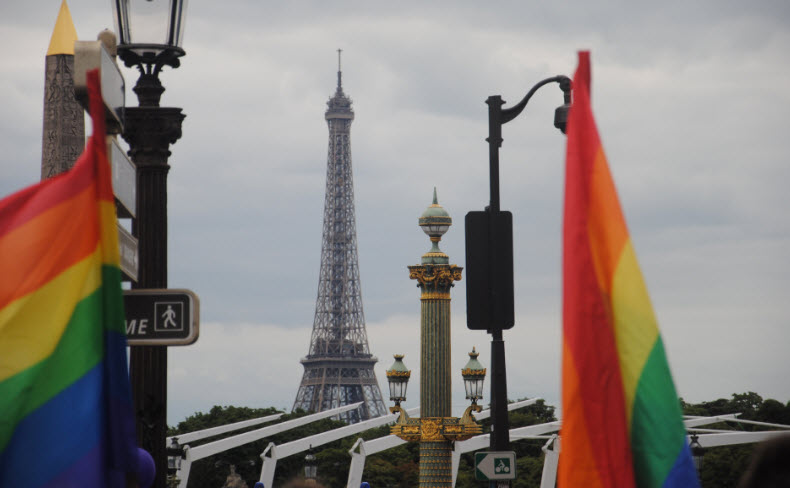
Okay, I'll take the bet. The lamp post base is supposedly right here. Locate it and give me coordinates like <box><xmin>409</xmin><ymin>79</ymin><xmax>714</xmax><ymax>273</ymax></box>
<box><xmin>391</xmin><ymin>413</ymin><xmax>482</xmax><ymax>487</ymax></box>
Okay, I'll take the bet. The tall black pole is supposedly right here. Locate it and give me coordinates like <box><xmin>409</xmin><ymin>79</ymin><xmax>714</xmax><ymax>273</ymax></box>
<box><xmin>485</xmin><ymin>95</ymin><xmax>511</xmax><ymax>488</ymax></box>
<box><xmin>122</xmin><ymin>71</ymin><xmax>184</xmax><ymax>488</ymax></box>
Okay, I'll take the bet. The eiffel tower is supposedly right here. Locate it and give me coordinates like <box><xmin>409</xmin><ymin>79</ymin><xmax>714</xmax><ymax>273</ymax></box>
<box><xmin>292</xmin><ymin>51</ymin><xmax>387</xmax><ymax>423</ymax></box>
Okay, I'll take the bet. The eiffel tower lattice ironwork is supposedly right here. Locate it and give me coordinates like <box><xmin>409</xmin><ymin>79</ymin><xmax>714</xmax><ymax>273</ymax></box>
<box><xmin>292</xmin><ymin>51</ymin><xmax>387</xmax><ymax>423</ymax></box>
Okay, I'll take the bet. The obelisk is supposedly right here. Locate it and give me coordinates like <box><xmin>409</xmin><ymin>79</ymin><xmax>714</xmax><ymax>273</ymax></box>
<box><xmin>41</xmin><ymin>0</ymin><xmax>84</xmax><ymax>180</ymax></box>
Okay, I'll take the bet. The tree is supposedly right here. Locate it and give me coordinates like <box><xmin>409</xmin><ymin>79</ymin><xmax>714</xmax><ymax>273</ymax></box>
<box><xmin>681</xmin><ymin>392</ymin><xmax>790</xmax><ymax>488</ymax></box>
<box><xmin>167</xmin><ymin>393</ymin><xmax>788</xmax><ymax>488</ymax></box>
<box><xmin>168</xmin><ymin>406</ymin><xmax>348</xmax><ymax>488</ymax></box>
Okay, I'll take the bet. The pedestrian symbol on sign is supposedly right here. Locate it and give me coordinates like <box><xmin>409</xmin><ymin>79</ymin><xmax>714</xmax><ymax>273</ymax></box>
<box><xmin>162</xmin><ymin>305</ymin><xmax>177</xmax><ymax>328</ymax></box>
<box><xmin>154</xmin><ymin>301</ymin><xmax>183</xmax><ymax>332</ymax></box>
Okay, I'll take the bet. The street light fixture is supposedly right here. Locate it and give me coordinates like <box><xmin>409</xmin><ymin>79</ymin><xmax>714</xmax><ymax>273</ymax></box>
<box><xmin>304</xmin><ymin>448</ymin><xmax>318</xmax><ymax>484</ymax></box>
<box><xmin>112</xmin><ymin>0</ymin><xmax>187</xmax><ymax>69</ymax></box>
<box><xmin>386</xmin><ymin>354</ymin><xmax>411</xmax><ymax>409</ymax></box>
<box><xmin>461</xmin><ymin>347</ymin><xmax>486</xmax><ymax>405</ymax></box>
<box><xmin>419</xmin><ymin>187</ymin><xmax>452</xmax><ymax>266</ymax></box>
<box><xmin>112</xmin><ymin>0</ymin><xmax>188</xmax><ymax>106</ymax></box>
<box><xmin>165</xmin><ymin>437</ymin><xmax>184</xmax><ymax>488</ymax></box>
<box><xmin>689</xmin><ymin>434</ymin><xmax>705</xmax><ymax>475</ymax></box>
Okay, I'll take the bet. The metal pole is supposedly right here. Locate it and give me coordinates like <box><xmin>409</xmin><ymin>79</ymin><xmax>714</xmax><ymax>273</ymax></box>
<box><xmin>486</xmin><ymin>94</ymin><xmax>511</xmax><ymax>487</ymax></box>
<box><xmin>489</xmin><ymin>329</ymin><xmax>510</xmax><ymax>488</ymax></box>
<box><xmin>123</xmin><ymin>72</ymin><xmax>184</xmax><ymax>488</ymax></box>
<box><xmin>486</xmin><ymin>95</ymin><xmax>503</xmax><ymax>213</ymax></box>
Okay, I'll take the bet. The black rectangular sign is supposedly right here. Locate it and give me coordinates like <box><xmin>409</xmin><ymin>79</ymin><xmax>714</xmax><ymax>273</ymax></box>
<box><xmin>124</xmin><ymin>289</ymin><xmax>199</xmax><ymax>345</ymax></box>
<box><xmin>465</xmin><ymin>210</ymin><xmax>515</xmax><ymax>331</ymax></box>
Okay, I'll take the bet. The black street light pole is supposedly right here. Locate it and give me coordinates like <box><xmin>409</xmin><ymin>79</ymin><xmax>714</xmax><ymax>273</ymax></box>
<box><xmin>123</xmin><ymin>68</ymin><xmax>184</xmax><ymax>488</ymax></box>
<box><xmin>466</xmin><ymin>75</ymin><xmax>570</xmax><ymax>487</ymax></box>
<box><xmin>112</xmin><ymin>2</ymin><xmax>188</xmax><ymax>487</ymax></box>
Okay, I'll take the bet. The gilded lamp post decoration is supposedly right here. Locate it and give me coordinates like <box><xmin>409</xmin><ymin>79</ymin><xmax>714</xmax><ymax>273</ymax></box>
<box><xmin>388</xmin><ymin>189</ymin><xmax>485</xmax><ymax>487</ymax></box>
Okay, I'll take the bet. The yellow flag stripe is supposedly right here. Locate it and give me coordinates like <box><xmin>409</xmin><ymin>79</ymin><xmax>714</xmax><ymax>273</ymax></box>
<box><xmin>0</xmin><ymin>247</ymin><xmax>102</xmax><ymax>382</ymax></box>
<box><xmin>610</xmin><ymin>239</ymin><xmax>660</xmax><ymax>429</ymax></box>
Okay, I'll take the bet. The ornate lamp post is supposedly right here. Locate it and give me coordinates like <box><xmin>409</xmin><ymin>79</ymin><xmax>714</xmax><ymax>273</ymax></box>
<box><xmin>465</xmin><ymin>76</ymin><xmax>571</xmax><ymax>487</ymax></box>
<box><xmin>689</xmin><ymin>434</ymin><xmax>705</xmax><ymax>476</ymax></box>
<box><xmin>389</xmin><ymin>190</ymin><xmax>483</xmax><ymax>487</ymax></box>
<box><xmin>112</xmin><ymin>1</ymin><xmax>188</xmax><ymax>487</ymax></box>
<box><xmin>304</xmin><ymin>448</ymin><xmax>318</xmax><ymax>486</ymax></box>
<box><xmin>165</xmin><ymin>437</ymin><xmax>185</xmax><ymax>488</ymax></box>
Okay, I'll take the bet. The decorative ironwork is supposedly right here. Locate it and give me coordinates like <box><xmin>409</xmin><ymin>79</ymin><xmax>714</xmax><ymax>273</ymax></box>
<box><xmin>390</xmin><ymin>414</ymin><xmax>482</xmax><ymax>443</ymax></box>
<box><xmin>408</xmin><ymin>264</ymin><xmax>463</xmax><ymax>290</ymax></box>
<box><xmin>293</xmin><ymin>53</ymin><xmax>386</xmax><ymax>423</ymax></box>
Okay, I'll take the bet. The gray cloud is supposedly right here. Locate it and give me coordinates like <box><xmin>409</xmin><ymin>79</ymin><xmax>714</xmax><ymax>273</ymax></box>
<box><xmin>1</xmin><ymin>0</ymin><xmax>788</xmax><ymax>425</ymax></box>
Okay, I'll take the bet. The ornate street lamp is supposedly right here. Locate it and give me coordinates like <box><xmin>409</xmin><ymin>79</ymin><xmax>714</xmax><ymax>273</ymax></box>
<box><xmin>304</xmin><ymin>448</ymin><xmax>318</xmax><ymax>484</ymax></box>
<box><xmin>165</xmin><ymin>437</ymin><xmax>184</xmax><ymax>488</ymax></box>
<box><xmin>462</xmin><ymin>347</ymin><xmax>486</xmax><ymax>406</ymax></box>
<box><xmin>111</xmin><ymin>2</ymin><xmax>188</xmax><ymax>488</ymax></box>
<box><xmin>112</xmin><ymin>0</ymin><xmax>188</xmax><ymax>106</ymax></box>
<box><xmin>386</xmin><ymin>354</ymin><xmax>411</xmax><ymax>409</ymax></box>
<box><xmin>689</xmin><ymin>434</ymin><xmax>705</xmax><ymax>475</ymax></box>
<box><xmin>112</xmin><ymin>0</ymin><xmax>187</xmax><ymax>68</ymax></box>
<box><xmin>390</xmin><ymin>190</ymin><xmax>481</xmax><ymax>488</ymax></box>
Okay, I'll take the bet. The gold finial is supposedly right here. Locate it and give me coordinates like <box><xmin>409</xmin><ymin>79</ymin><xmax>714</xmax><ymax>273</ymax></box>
<box><xmin>47</xmin><ymin>0</ymin><xmax>78</xmax><ymax>56</ymax></box>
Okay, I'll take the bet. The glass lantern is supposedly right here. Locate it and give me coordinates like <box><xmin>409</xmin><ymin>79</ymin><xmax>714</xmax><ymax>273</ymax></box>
<box><xmin>461</xmin><ymin>347</ymin><xmax>486</xmax><ymax>404</ymax></box>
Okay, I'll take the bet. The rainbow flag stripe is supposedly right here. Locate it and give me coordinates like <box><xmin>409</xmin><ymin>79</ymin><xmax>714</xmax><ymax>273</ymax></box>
<box><xmin>0</xmin><ymin>70</ymin><xmax>137</xmax><ymax>486</ymax></box>
<box><xmin>559</xmin><ymin>52</ymin><xmax>699</xmax><ymax>488</ymax></box>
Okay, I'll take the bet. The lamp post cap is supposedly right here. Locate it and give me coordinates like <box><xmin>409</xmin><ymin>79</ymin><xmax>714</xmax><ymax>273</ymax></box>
<box><xmin>418</xmin><ymin>188</ymin><xmax>452</xmax><ymax>263</ymax></box>
<box><xmin>462</xmin><ymin>347</ymin><xmax>486</xmax><ymax>375</ymax></box>
<box><xmin>387</xmin><ymin>354</ymin><xmax>410</xmax><ymax>375</ymax></box>
<box><xmin>419</xmin><ymin>187</ymin><xmax>451</xmax><ymax>221</ymax></box>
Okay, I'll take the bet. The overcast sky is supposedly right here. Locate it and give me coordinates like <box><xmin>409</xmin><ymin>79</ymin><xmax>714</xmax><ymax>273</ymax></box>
<box><xmin>2</xmin><ymin>1</ymin><xmax>789</xmax><ymax>426</ymax></box>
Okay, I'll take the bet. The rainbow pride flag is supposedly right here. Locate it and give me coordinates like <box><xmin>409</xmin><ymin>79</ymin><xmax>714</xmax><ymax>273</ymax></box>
<box><xmin>0</xmin><ymin>70</ymin><xmax>137</xmax><ymax>486</ymax></box>
<box><xmin>559</xmin><ymin>52</ymin><xmax>699</xmax><ymax>488</ymax></box>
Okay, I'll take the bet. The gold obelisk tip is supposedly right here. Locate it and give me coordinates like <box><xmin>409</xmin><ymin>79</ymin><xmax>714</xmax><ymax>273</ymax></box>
<box><xmin>47</xmin><ymin>0</ymin><xmax>78</xmax><ymax>56</ymax></box>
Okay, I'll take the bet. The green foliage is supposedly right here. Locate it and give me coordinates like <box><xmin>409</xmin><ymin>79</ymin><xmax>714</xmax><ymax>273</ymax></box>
<box><xmin>169</xmin><ymin>406</ymin><xmax>347</xmax><ymax>488</ymax></box>
<box><xmin>169</xmin><ymin>393</ymin><xmax>789</xmax><ymax>488</ymax></box>
<box><xmin>681</xmin><ymin>392</ymin><xmax>790</xmax><ymax>488</ymax></box>
<box><xmin>453</xmin><ymin>399</ymin><xmax>556</xmax><ymax>488</ymax></box>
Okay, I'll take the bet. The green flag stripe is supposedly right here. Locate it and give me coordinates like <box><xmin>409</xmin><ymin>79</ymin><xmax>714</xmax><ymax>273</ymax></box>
<box><xmin>100</xmin><ymin>264</ymin><xmax>125</xmax><ymax>335</ymax></box>
<box><xmin>0</xmin><ymin>271</ymin><xmax>121</xmax><ymax>452</ymax></box>
<box><xmin>629</xmin><ymin>337</ymin><xmax>687</xmax><ymax>488</ymax></box>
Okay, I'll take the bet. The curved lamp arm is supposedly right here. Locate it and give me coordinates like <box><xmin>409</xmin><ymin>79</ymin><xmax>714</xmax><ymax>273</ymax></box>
<box><xmin>501</xmin><ymin>75</ymin><xmax>571</xmax><ymax>124</ymax></box>
<box><xmin>486</xmin><ymin>74</ymin><xmax>571</xmax><ymax>211</ymax></box>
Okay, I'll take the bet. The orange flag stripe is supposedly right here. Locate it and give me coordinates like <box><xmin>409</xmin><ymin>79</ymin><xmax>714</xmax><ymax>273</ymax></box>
<box><xmin>0</xmin><ymin>186</ymin><xmax>100</xmax><ymax>311</ymax></box>
<box><xmin>587</xmin><ymin>147</ymin><xmax>628</xmax><ymax>295</ymax></box>
<box><xmin>559</xmin><ymin>341</ymin><xmax>606</xmax><ymax>488</ymax></box>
